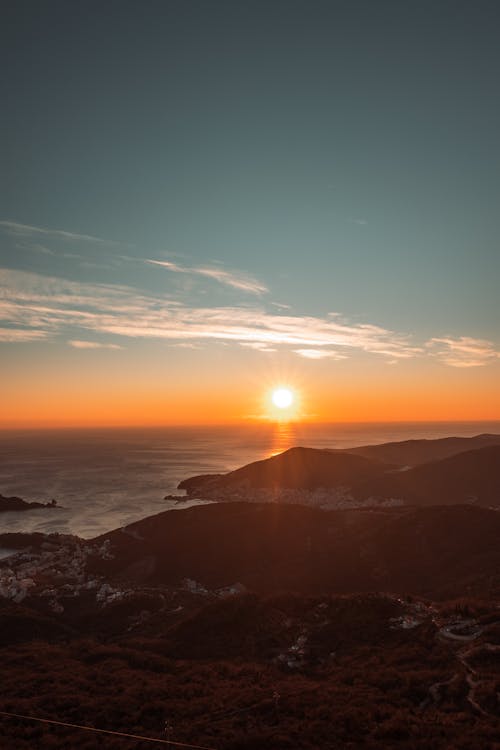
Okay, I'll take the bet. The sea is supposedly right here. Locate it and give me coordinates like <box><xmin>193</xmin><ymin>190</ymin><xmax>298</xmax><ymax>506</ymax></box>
<box><xmin>0</xmin><ymin>421</ymin><xmax>499</xmax><ymax>541</ymax></box>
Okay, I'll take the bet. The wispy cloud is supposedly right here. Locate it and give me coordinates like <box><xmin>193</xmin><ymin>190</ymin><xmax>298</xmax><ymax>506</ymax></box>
<box><xmin>294</xmin><ymin>349</ymin><xmax>347</xmax><ymax>360</ymax></box>
<box><xmin>1</xmin><ymin>269</ymin><xmax>498</xmax><ymax>369</ymax></box>
<box><xmin>2</xmin><ymin>220</ymin><xmax>268</xmax><ymax>297</ymax></box>
<box><xmin>0</xmin><ymin>268</ymin><xmax>420</xmax><ymax>360</ymax></box>
<box><xmin>30</xmin><ymin>243</ymin><xmax>56</xmax><ymax>256</ymax></box>
<box><xmin>0</xmin><ymin>327</ymin><xmax>50</xmax><ymax>342</ymax></box>
<box><xmin>427</xmin><ymin>336</ymin><xmax>500</xmax><ymax>368</ymax></box>
<box><xmin>68</xmin><ymin>340</ymin><xmax>123</xmax><ymax>350</ymax></box>
<box><xmin>240</xmin><ymin>342</ymin><xmax>277</xmax><ymax>352</ymax></box>
<box><xmin>147</xmin><ymin>259</ymin><xmax>268</xmax><ymax>295</ymax></box>
<box><xmin>0</xmin><ymin>220</ymin><xmax>117</xmax><ymax>246</ymax></box>
<box><xmin>169</xmin><ymin>342</ymin><xmax>203</xmax><ymax>350</ymax></box>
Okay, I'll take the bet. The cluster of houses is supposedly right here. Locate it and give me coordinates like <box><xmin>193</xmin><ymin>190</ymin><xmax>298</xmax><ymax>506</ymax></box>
<box><xmin>197</xmin><ymin>484</ymin><xmax>405</xmax><ymax>509</ymax></box>
<box><xmin>0</xmin><ymin>535</ymin><xmax>123</xmax><ymax>611</ymax></box>
<box><xmin>0</xmin><ymin>531</ymin><xmax>251</xmax><ymax>619</ymax></box>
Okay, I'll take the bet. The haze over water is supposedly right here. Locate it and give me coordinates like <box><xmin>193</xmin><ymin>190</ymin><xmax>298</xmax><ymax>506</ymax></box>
<box><xmin>1</xmin><ymin>421</ymin><xmax>498</xmax><ymax>539</ymax></box>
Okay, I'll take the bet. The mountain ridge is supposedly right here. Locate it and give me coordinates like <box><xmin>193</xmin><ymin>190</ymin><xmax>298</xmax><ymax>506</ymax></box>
<box><xmin>178</xmin><ymin>439</ymin><xmax>500</xmax><ymax>508</ymax></box>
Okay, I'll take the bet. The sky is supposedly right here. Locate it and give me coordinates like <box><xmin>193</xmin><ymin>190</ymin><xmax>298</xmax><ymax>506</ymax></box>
<box><xmin>1</xmin><ymin>0</ymin><xmax>499</xmax><ymax>427</ymax></box>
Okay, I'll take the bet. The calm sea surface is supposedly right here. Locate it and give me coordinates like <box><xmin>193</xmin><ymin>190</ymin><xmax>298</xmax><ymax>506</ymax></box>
<box><xmin>0</xmin><ymin>421</ymin><xmax>498</xmax><ymax>539</ymax></box>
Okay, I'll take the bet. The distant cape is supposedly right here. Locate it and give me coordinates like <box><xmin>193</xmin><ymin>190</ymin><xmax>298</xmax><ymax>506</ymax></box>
<box><xmin>178</xmin><ymin>434</ymin><xmax>500</xmax><ymax>508</ymax></box>
<box><xmin>0</xmin><ymin>494</ymin><xmax>58</xmax><ymax>513</ymax></box>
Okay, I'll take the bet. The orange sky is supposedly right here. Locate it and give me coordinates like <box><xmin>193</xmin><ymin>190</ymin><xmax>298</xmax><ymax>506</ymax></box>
<box><xmin>2</xmin><ymin>345</ymin><xmax>499</xmax><ymax>428</ymax></box>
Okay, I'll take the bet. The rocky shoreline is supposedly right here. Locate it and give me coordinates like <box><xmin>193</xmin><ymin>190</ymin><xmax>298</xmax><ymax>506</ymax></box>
<box><xmin>0</xmin><ymin>493</ymin><xmax>59</xmax><ymax>513</ymax></box>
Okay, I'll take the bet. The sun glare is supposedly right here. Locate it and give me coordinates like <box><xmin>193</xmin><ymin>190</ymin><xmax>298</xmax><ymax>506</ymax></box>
<box><xmin>272</xmin><ymin>387</ymin><xmax>294</xmax><ymax>409</ymax></box>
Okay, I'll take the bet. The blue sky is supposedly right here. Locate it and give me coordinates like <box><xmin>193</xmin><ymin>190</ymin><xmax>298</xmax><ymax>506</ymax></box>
<box><xmin>1</xmin><ymin>1</ymin><xmax>499</xmax><ymax>424</ymax></box>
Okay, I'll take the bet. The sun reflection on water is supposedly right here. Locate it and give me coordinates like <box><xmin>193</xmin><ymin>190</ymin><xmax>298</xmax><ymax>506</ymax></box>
<box><xmin>268</xmin><ymin>420</ymin><xmax>298</xmax><ymax>457</ymax></box>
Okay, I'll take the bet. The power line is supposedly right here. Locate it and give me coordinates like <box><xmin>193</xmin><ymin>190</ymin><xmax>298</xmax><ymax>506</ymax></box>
<box><xmin>0</xmin><ymin>711</ymin><xmax>217</xmax><ymax>750</ymax></box>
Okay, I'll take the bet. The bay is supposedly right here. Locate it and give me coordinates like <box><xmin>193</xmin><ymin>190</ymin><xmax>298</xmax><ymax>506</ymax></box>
<box><xmin>0</xmin><ymin>421</ymin><xmax>498</xmax><ymax>538</ymax></box>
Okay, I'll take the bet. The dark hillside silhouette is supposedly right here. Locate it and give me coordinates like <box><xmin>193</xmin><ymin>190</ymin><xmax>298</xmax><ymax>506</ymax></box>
<box><xmin>92</xmin><ymin>502</ymin><xmax>500</xmax><ymax>600</ymax></box>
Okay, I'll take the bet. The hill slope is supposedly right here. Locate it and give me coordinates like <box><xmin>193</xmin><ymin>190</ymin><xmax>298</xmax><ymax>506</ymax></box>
<box><xmin>187</xmin><ymin>447</ymin><xmax>387</xmax><ymax>492</ymax></box>
<box><xmin>398</xmin><ymin>445</ymin><xmax>500</xmax><ymax>505</ymax></box>
<box><xmin>179</xmin><ymin>443</ymin><xmax>500</xmax><ymax>508</ymax></box>
<box><xmin>345</xmin><ymin>432</ymin><xmax>500</xmax><ymax>466</ymax></box>
<box><xmin>93</xmin><ymin>502</ymin><xmax>500</xmax><ymax>600</ymax></box>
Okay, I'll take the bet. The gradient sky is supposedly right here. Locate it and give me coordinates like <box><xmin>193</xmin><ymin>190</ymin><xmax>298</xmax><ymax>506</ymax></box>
<box><xmin>1</xmin><ymin>0</ymin><xmax>499</xmax><ymax>426</ymax></box>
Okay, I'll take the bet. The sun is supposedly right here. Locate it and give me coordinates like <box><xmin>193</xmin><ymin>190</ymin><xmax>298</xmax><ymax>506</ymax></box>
<box><xmin>261</xmin><ymin>378</ymin><xmax>302</xmax><ymax>422</ymax></box>
<box><xmin>272</xmin><ymin>387</ymin><xmax>294</xmax><ymax>409</ymax></box>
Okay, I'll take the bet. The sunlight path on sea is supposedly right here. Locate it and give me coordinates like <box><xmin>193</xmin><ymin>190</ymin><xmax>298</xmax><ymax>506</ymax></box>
<box><xmin>268</xmin><ymin>422</ymin><xmax>297</xmax><ymax>457</ymax></box>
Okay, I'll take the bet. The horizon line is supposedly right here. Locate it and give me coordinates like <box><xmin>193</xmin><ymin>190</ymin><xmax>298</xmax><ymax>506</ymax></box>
<box><xmin>1</xmin><ymin>418</ymin><xmax>499</xmax><ymax>432</ymax></box>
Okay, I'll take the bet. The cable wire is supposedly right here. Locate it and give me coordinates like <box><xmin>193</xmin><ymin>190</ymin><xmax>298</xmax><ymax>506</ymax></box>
<box><xmin>0</xmin><ymin>710</ymin><xmax>217</xmax><ymax>750</ymax></box>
